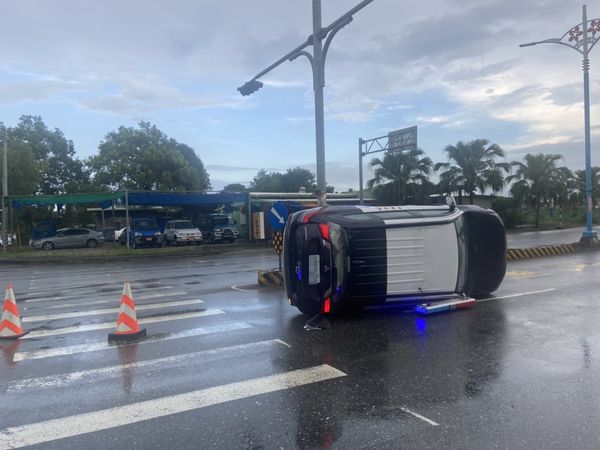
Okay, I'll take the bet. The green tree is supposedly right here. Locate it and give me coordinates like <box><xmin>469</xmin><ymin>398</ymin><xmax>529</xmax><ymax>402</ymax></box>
<box><xmin>507</xmin><ymin>153</ymin><xmax>563</xmax><ymax>229</ymax></box>
<box><xmin>367</xmin><ymin>148</ymin><xmax>433</xmax><ymax>205</ymax></box>
<box><xmin>435</xmin><ymin>139</ymin><xmax>510</xmax><ymax>204</ymax></box>
<box><xmin>222</xmin><ymin>183</ymin><xmax>247</xmax><ymax>192</ymax></box>
<box><xmin>0</xmin><ymin>124</ymin><xmax>40</xmax><ymax>196</ymax></box>
<box><xmin>9</xmin><ymin>115</ymin><xmax>90</xmax><ymax>194</ymax></box>
<box><xmin>89</xmin><ymin>122</ymin><xmax>210</xmax><ymax>192</ymax></box>
<box><xmin>279</xmin><ymin>167</ymin><xmax>316</xmax><ymax>192</ymax></box>
<box><xmin>249</xmin><ymin>169</ymin><xmax>283</xmax><ymax>192</ymax></box>
<box><xmin>574</xmin><ymin>167</ymin><xmax>600</xmax><ymax>208</ymax></box>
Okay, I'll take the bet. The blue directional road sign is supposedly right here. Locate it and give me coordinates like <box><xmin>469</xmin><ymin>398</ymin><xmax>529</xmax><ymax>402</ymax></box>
<box><xmin>268</xmin><ymin>202</ymin><xmax>288</xmax><ymax>231</ymax></box>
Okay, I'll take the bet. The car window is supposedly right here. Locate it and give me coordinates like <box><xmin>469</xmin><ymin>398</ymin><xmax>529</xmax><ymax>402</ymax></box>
<box><xmin>134</xmin><ymin>220</ymin><xmax>158</xmax><ymax>230</ymax></box>
<box><xmin>175</xmin><ymin>221</ymin><xmax>194</xmax><ymax>229</ymax></box>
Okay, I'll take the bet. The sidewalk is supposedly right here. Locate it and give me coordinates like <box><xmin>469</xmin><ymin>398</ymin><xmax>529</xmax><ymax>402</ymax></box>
<box><xmin>506</xmin><ymin>227</ymin><xmax>583</xmax><ymax>248</ymax></box>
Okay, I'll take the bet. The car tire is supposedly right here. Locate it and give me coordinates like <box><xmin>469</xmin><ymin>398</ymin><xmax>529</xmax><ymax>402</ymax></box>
<box><xmin>86</xmin><ymin>239</ymin><xmax>98</xmax><ymax>248</ymax></box>
<box><xmin>132</xmin><ymin>241</ymin><xmax>137</xmax><ymax>249</ymax></box>
<box><xmin>156</xmin><ymin>243</ymin><xmax>162</xmax><ymax>248</ymax></box>
<box><xmin>42</xmin><ymin>241</ymin><xmax>55</xmax><ymax>250</ymax></box>
<box><xmin>173</xmin><ymin>237</ymin><xmax>178</xmax><ymax>247</ymax></box>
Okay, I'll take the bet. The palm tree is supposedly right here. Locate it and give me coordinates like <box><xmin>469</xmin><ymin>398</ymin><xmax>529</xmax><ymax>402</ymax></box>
<box><xmin>367</xmin><ymin>148</ymin><xmax>433</xmax><ymax>205</ymax></box>
<box><xmin>435</xmin><ymin>139</ymin><xmax>510</xmax><ymax>204</ymax></box>
<box><xmin>506</xmin><ymin>153</ymin><xmax>563</xmax><ymax>229</ymax></box>
<box><xmin>574</xmin><ymin>167</ymin><xmax>600</xmax><ymax>208</ymax></box>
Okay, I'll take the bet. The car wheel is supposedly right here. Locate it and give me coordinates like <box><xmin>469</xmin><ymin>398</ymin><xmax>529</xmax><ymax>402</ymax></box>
<box><xmin>86</xmin><ymin>239</ymin><xmax>98</xmax><ymax>248</ymax></box>
<box><xmin>173</xmin><ymin>236</ymin><xmax>178</xmax><ymax>247</ymax></box>
<box><xmin>156</xmin><ymin>243</ymin><xmax>162</xmax><ymax>248</ymax></box>
<box><xmin>42</xmin><ymin>241</ymin><xmax>55</xmax><ymax>250</ymax></box>
<box><xmin>208</xmin><ymin>234</ymin><xmax>215</xmax><ymax>244</ymax></box>
<box><xmin>132</xmin><ymin>241</ymin><xmax>137</xmax><ymax>249</ymax></box>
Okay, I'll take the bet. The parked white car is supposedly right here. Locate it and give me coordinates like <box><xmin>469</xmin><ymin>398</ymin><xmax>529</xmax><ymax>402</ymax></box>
<box><xmin>163</xmin><ymin>220</ymin><xmax>203</xmax><ymax>246</ymax></box>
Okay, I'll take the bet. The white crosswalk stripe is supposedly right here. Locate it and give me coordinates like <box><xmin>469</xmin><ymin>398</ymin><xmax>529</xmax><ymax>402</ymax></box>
<box><xmin>14</xmin><ymin>321</ymin><xmax>251</xmax><ymax>361</ymax></box>
<box><xmin>8</xmin><ymin>339</ymin><xmax>290</xmax><ymax>391</ymax></box>
<box><xmin>0</xmin><ymin>365</ymin><xmax>347</xmax><ymax>449</ymax></box>
<box><xmin>21</xmin><ymin>308</ymin><xmax>225</xmax><ymax>339</ymax></box>
<box><xmin>22</xmin><ymin>298</ymin><xmax>205</xmax><ymax>322</ymax></box>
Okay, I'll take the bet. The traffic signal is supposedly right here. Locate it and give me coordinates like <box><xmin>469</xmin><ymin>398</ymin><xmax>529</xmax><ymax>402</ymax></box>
<box><xmin>237</xmin><ymin>80</ymin><xmax>264</xmax><ymax>96</ymax></box>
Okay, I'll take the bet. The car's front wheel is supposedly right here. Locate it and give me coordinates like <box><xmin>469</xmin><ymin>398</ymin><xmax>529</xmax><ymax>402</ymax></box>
<box><xmin>86</xmin><ymin>239</ymin><xmax>98</xmax><ymax>248</ymax></box>
<box><xmin>42</xmin><ymin>241</ymin><xmax>55</xmax><ymax>250</ymax></box>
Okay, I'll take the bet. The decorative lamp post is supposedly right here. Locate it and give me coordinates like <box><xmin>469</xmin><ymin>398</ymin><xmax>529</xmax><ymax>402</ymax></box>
<box><xmin>520</xmin><ymin>5</ymin><xmax>600</xmax><ymax>243</ymax></box>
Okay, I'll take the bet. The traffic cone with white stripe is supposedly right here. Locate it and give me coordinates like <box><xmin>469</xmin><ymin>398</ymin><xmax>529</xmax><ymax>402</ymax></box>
<box><xmin>0</xmin><ymin>285</ymin><xmax>28</xmax><ymax>339</ymax></box>
<box><xmin>108</xmin><ymin>282</ymin><xmax>146</xmax><ymax>343</ymax></box>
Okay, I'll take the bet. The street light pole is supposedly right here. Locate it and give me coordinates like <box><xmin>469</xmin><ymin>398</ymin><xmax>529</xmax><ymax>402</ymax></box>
<box><xmin>1</xmin><ymin>132</ymin><xmax>7</xmax><ymax>253</ymax></box>
<box><xmin>238</xmin><ymin>0</ymin><xmax>374</xmax><ymax>206</ymax></box>
<box><xmin>520</xmin><ymin>4</ymin><xmax>600</xmax><ymax>244</ymax></box>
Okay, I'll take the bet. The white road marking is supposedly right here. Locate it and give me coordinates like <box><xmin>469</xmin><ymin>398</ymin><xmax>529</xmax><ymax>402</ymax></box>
<box><xmin>21</xmin><ymin>309</ymin><xmax>224</xmax><ymax>339</ymax></box>
<box><xmin>39</xmin><ymin>291</ymin><xmax>187</xmax><ymax>309</ymax></box>
<box><xmin>399</xmin><ymin>407</ymin><xmax>439</xmax><ymax>426</ymax></box>
<box><xmin>14</xmin><ymin>321</ymin><xmax>250</xmax><ymax>361</ymax></box>
<box><xmin>24</xmin><ymin>286</ymin><xmax>176</xmax><ymax>303</ymax></box>
<box><xmin>0</xmin><ymin>364</ymin><xmax>346</xmax><ymax>449</ymax></box>
<box><xmin>231</xmin><ymin>284</ymin><xmax>253</xmax><ymax>292</ymax></box>
<box><xmin>477</xmin><ymin>288</ymin><xmax>556</xmax><ymax>303</ymax></box>
<box><xmin>8</xmin><ymin>339</ymin><xmax>291</xmax><ymax>391</ymax></box>
<box><xmin>22</xmin><ymin>299</ymin><xmax>204</xmax><ymax>323</ymax></box>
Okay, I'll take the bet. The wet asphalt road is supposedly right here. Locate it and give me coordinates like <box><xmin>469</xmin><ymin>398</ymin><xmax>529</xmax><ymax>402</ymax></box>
<box><xmin>0</xmin><ymin>247</ymin><xmax>600</xmax><ymax>449</ymax></box>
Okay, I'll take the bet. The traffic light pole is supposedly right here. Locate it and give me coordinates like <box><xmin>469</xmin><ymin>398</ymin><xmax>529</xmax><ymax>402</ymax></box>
<box><xmin>238</xmin><ymin>0</ymin><xmax>374</xmax><ymax>206</ymax></box>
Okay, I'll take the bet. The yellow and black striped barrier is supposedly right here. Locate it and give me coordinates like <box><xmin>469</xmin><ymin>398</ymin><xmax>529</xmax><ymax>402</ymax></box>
<box><xmin>507</xmin><ymin>244</ymin><xmax>576</xmax><ymax>261</ymax></box>
<box><xmin>258</xmin><ymin>269</ymin><xmax>284</xmax><ymax>287</ymax></box>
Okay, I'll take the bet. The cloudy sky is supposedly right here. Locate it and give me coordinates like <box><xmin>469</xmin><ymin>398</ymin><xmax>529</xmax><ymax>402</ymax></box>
<box><xmin>0</xmin><ymin>0</ymin><xmax>598</xmax><ymax>191</ymax></box>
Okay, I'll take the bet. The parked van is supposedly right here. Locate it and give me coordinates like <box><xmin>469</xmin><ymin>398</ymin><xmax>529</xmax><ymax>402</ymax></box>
<box><xmin>283</xmin><ymin>201</ymin><xmax>506</xmax><ymax>316</ymax></box>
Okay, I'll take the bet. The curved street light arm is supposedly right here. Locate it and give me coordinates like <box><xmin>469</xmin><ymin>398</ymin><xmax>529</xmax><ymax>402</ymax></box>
<box><xmin>288</xmin><ymin>50</ymin><xmax>315</xmax><ymax>73</ymax></box>
<box><xmin>320</xmin><ymin>16</ymin><xmax>354</xmax><ymax>85</ymax></box>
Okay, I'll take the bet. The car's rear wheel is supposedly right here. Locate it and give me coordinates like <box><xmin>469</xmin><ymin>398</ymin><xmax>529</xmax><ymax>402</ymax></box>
<box><xmin>86</xmin><ymin>239</ymin><xmax>98</xmax><ymax>248</ymax></box>
<box><xmin>42</xmin><ymin>241</ymin><xmax>55</xmax><ymax>250</ymax></box>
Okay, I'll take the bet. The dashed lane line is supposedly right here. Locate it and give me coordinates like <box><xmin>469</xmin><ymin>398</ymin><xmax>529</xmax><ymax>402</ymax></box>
<box><xmin>14</xmin><ymin>320</ymin><xmax>250</xmax><ymax>361</ymax></box>
<box><xmin>22</xmin><ymin>299</ymin><xmax>205</xmax><ymax>323</ymax></box>
<box><xmin>8</xmin><ymin>339</ymin><xmax>291</xmax><ymax>391</ymax></box>
<box><xmin>0</xmin><ymin>364</ymin><xmax>346</xmax><ymax>449</ymax></box>
<box><xmin>399</xmin><ymin>407</ymin><xmax>440</xmax><ymax>426</ymax></box>
<box><xmin>21</xmin><ymin>309</ymin><xmax>225</xmax><ymax>340</ymax></box>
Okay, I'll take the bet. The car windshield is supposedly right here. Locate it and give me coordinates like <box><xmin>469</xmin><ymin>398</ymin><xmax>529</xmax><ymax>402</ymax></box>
<box><xmin>134</xmin><ymin>219</ymin><xmax>158</xmax><ymax>230</ymax></box>
<box><xmin>213</xmin><ymin>217</ymin><xmax>231</xmax><ymax>226</ymax></box>
<box><xmin>175</xmin><ymin>221</ymin><xmax>194</xmax><ymax>229</ymax></box>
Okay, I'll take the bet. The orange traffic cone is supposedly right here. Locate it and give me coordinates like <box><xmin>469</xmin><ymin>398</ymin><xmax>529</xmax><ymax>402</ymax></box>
<box><xmin>108</xmin><ymin>282</ymin><xmax>147</xmax><ymax>343</ymax></box>
<box><xmin>0</xmin><ymin>285</ymin><xmax>28</xmax><ymax>339</ymax></box>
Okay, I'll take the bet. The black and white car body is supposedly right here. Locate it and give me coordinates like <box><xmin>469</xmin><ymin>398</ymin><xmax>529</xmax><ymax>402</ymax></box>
<box><xmin>283</xmin><ymin>201</ymin><xmax>507</xmax><ymax>316</ymax></box>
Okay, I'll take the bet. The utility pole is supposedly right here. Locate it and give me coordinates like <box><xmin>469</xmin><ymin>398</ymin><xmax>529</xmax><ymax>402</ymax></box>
<box><xmin>2</xmin><ymin>131</ymin><xmax>7</xmax><ymax>253</ymax></box>
<box><xmin>238</xmin><ymin>0</ymin><xmax>374</xmax><ymax>206</ymax></box>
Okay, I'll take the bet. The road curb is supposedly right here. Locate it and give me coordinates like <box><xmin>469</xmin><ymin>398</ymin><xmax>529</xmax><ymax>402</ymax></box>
<box><xmin>258</xmin><ymin>269</ymin><xmax>284</xmax><ymax>287</ymax></box>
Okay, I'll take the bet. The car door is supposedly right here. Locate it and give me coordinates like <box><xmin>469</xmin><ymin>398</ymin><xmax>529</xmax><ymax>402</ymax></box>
<box><xmin>71</xmin><ymin>229</ymin><xmax>91</xmax><ymax>247</ymax></box>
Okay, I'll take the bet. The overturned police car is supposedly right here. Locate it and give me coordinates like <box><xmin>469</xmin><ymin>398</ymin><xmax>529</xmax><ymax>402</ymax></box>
<box><xmin>283</xmin><ymin>200</ymin><xmax>506</xmax><ymax>316</ymax></box>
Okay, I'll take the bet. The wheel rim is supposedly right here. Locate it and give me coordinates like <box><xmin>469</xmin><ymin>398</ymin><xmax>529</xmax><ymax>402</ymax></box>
<box><xmin>87</xmin><ymin>239</ymin><xmax>97</xmax><ymax>248</ymax></box>
<box><xmin>43</xmin><ymin>242</ymin><xmax>54</xmax><ymax>250</ymax></box>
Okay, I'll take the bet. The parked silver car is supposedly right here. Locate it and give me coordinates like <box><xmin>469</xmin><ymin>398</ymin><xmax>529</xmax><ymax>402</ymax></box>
<box><xmin>30</xmin><ymin>228</ymin><xmax>106</xmax><ymax>250</ymax></box>
<box><xmin>163</xmin><ymin>220</ymin><xmax>203</xmax><ymax>246</ymax></box>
